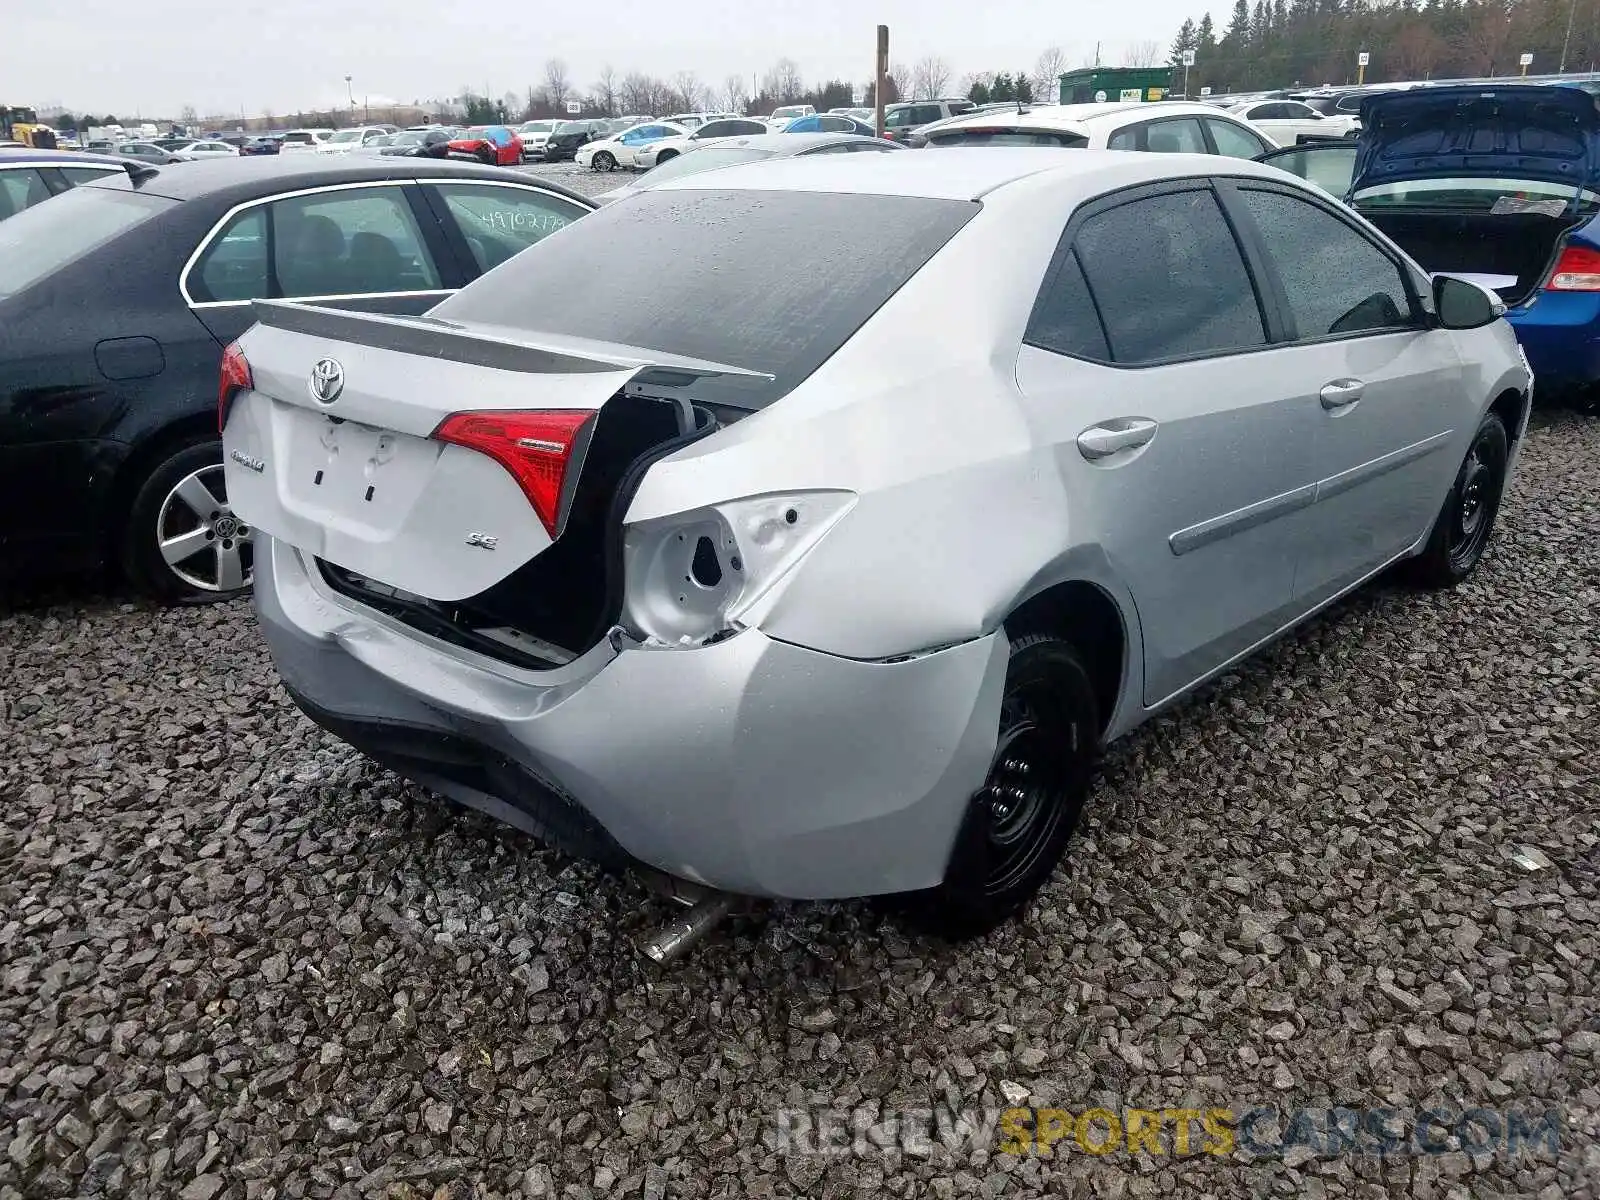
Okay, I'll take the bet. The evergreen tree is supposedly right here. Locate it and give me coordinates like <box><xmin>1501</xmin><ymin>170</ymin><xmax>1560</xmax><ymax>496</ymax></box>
<box><xmin>1226</xmin><ymin>0</ymin><xmax>1253</xmax><ymax>45</ymax></box>
<box><xmin>1198</xmin><ymin>12</ymin><xmax>1218</xmax><ymax>51</ymax></box>
<box><xmin>1171</xmin><ymin>17</ymin><xmax>1199</xmax><ymax>63</ymax></box>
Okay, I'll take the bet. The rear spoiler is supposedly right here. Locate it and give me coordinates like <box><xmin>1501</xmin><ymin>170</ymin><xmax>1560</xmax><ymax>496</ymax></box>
<box><xmin>250</xmin><ymin>300</ymin><xmax>774</xmax><ymax>383</ymax></box>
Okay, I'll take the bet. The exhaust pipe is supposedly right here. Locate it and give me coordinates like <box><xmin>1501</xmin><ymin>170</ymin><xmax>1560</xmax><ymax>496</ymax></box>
<box><xmin>640</xmin><ymin>892</ymin><xmax>737</xmax><ymax>965</ymax></box>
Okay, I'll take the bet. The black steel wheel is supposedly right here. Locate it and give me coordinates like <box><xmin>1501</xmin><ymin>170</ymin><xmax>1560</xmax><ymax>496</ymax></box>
<box><xmin>909</xmin><ymin>633</ymin><xmax>1099</xmax><ymax>939</ymax></box>
<box><xmin>1408</xmin><ymin>411</ymin><xmax>1510</xmax><ymax>589</ymax></box>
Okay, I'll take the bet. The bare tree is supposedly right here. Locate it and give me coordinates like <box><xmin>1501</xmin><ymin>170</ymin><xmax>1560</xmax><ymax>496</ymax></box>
<box><xmin>761</xmin><ymin>58</ymin><xmax>805</xmax><ymax>104</ymax></box>
<box><xmin>593</xmin><ymin>65</ymin><xmax>618</xmax><ymax>116</ymax></box>
<box><xmin>543</xmin><ymin>59</ymin><xmax>572</xmax><ymax>111</ymax></box>
<box><xmin>673</xmin><ymin>71</ymin><xmax>704</xmax><ymax>112</ymax></box>
<box><xmin>619</xmin><ymin>71</ymin><xmax>653</xmax><ymax>116</ymax></box>
<box><xmin>1122</xmin><ymin>40</ymin><xmax>1163</xmax><ymax>66</ymax></box>
<box><xmin>178</xmin><ymin>104</ymin><xmax>199</xmax><ymax>127</ymax></box>
<box><xmin>501</xmin><ymin>92</ymin><xmax>521</xmax><ymax>120</ymax></box>
<box><xmin>722</xmin><ymin>73</ymin><xmax>748</xmax><ymax>113</ymax></box>
<box><xmin>1032</xmin><ymin>46</ymin><xmax>1067</xmax><ymax>101</ymax></box>
<box><xmin>910</xmin><ymin>55</ymin><xmax>953</xmax><ymax>100</ymax></box>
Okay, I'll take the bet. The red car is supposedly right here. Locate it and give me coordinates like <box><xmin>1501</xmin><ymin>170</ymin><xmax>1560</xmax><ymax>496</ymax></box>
<box><xmin>446</xmin><ymin>125</ymin><xmax>524</xmax><ymax>166</ymax></box>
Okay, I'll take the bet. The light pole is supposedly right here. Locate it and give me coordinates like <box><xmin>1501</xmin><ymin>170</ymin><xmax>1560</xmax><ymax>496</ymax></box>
<box><xmin>1560</xmin><ymin>0</ymin><xmax>1578</xmax><ymax>72</ymax></box>
<box><xmin>345</xmin><ymin>75</ymin><xmax>355</xmax><ymax>113</ymax></box>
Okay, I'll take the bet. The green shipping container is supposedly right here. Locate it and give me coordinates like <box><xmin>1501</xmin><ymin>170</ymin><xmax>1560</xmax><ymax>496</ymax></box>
<box><xmin>1058</xmin><ymin>67</ymin><xmax>1176</xmax><ymax>105</ymax></box>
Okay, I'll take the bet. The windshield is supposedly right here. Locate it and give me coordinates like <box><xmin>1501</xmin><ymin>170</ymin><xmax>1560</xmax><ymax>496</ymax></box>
<box><xmin>329</xmin><ymin>130</ymin><xmax>363</xmax><ymax>144</ymax></box>
<box><xmin>0</xmin><ymin>184</ymin><xmax>173</xmax><ymax>299</ymax></box>
<box><xmin>772</xmin><ymin>107</ymin><xmax>805</xmax><ymax>119</ymax></box>
<box><xmin>433</xmin><ymin>189</ymin><xmax>977</xmax><ymax>410</ymax></box>
<box><xmin>391</xmin><ymin>131</ymin><xmax>425</xmax><ymax>146</ymax></box>
<box><xmin>636</xmin><ymin>146</ymin><xmax>775</xmax><ymax>185</ymax></box>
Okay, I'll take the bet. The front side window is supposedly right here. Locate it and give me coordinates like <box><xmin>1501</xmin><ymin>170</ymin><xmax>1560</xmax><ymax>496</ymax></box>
<box><xmin>1238</xmin><ymin>188</ymin><xmax>1415</xmax><ymax>338</ymax></box>
<box><xmin>1072</xmin><ymin>188</ymin><xmax>1266</xmax><ymax>363</ymax></box>
<box><xmin>432</xmin><ymin>183</ymin><xmax>589</xmax><ymax>272</ymax></box>
<box><xmin>884</xmin><ymin>107</ymin><xmax>917</xmax><ymax>128</ymax></box>
<box><xmin>1206</xmin><ymin>119</ymin><xmax>1271</xmax><ymax>159</ymax></box>
<box><xmin>1143</xmin><ymin>118</ymin><xmax>1208</xmax><ymax>153</ymax></box>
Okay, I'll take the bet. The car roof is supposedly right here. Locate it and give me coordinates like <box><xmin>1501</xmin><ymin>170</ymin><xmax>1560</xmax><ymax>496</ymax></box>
<box><xmin>679</xmin><ymin>132</ymin><xmax>896</xmax><ymax>154</ymax></box>
<box><xmin>930</xmin><ymin>101</ymin><xmax>1239</xmax><ymax>136</ymax></box>
<box><xmin>77</xmin><ymin>155</ymin><xmax>593</xmax><ymax>205</ymax></box>
<box><xmin>0</xmin><ymin>148</ymin><xmax>131</xmax><ymax>169</ymax></box>
<box><xmin>652</xmin><ymin>146</ymin><xmax>1292</xmax><ymax>201</ymax></box>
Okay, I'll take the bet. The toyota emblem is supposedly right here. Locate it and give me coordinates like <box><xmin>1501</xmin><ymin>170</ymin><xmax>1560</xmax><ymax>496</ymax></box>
<box><xmin>309</xmin><ymin>358</ymin><xmax>345</xmax><ymax>404</ymax></box>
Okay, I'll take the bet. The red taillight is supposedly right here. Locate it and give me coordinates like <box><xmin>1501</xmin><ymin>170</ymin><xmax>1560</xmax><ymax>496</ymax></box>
<box><xmin>217</xmin><ymin>341</ymin><xmax>252</xmax><ymax>433</ymax></box>
<box><xmin>1545</xmin><ymin>244</ymin><xmax>1600</xmax><ymax>291</ymax></box>
<box><xmin>432</xmin><ymin>409</ymin><xmax>596</xmax><ymax>537</ymax></box>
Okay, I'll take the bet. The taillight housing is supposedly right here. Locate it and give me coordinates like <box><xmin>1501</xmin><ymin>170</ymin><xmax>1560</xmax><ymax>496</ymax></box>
<box><xmin>1545</xmin><ymin>244</ymin><xmax>1600</xmax><ymax>291</ymax></box>
<box><xmin>217</xmin><ymin>341</ymin><xmax>252</xmax><ymax>433</ymax></box>
<box><xmin>432</xmin><ymin>409</ymin><xmax>595</xmax><ymax>537</ymax></box>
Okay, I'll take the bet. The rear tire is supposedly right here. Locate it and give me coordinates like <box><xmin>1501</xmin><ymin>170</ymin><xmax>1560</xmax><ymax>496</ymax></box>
<box><xmin>906</xmin><ymin>633</ymin><xmax>1098</xmax><ymax>940</ymax></box>
<box><xmin>120</xmin><ymin>438</ymin><xmax>253</xmax><ymax>605</ymax></box>
<box><xmin>1406</xmin><ymin>411</ymin><xmax>1509</xmax><ymax>589</ymax></box>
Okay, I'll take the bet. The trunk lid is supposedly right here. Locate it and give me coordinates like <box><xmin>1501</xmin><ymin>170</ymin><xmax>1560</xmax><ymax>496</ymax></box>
<box><xmin>222</xmin><ymin>301</ymin><xmax>767</xmax><ymax>602</ymax></box>
<box><xmin>1352</xmin><ymin>85</ymin><xmax>1600</xmax><ymax>196</ymax></box>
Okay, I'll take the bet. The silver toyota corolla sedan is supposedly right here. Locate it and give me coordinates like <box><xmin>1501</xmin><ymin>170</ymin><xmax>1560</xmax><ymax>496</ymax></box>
<box><xmin>221</xmin><ymin>150</ymin><xmax>1531</xmax><ymax>941</ymax></box>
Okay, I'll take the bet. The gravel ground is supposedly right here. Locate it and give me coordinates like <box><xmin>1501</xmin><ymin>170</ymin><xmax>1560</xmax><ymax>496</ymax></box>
<box><xmin>513</xmin><ymin>161</ymin><xmax>626</xmax><ymax>200</ymax></box>
<box><xmin>2</xmin><ymin>408</ymin><xmax>1597</xmax><ymax>1200</ymax></box>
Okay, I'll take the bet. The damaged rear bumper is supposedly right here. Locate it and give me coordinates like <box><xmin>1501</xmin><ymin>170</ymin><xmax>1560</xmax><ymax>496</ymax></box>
<box><xmin>255</xmin><ymin>538</ymin><xmax>1007</xmax><ymax>899</ymax></box>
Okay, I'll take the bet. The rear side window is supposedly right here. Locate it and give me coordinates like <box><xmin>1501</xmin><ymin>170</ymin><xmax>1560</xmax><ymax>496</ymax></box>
<box><xmin>432</xmin><ymin>189</ymin><xmax>977</xmax><ymax>409</ymax></box>
<box><xmin>430</xmin><ymin>183</ymin><xmax>589</xmax><ymax>272</ymax></box>
<box><xmin>0</xmin><ymin>184</ymin><xmax>172</xmax><ymax>299</ymax></box>
<box><xmin>1026</xmin><ymin>250</ymin><xmax>1110</xmax><ymax>360</ymax></box>
<box><xmin>58</xmin><ymin>166</ymin><xmax>123</xmax><ymax>187</ymax></box>
<box><xmin>188</xmin><ymin>186</ymin><xmax>441</xmax><ymax>303</ymax></box>
<box><xmin>0</xmin><ymin>168</ymin><xmax>51</xmax><ymax>219</ymax></box>
<box><xmin>1237</xmin><ymin>188</ymin><xmax>1415</xmax><ymax>338</ymax></box>
<box><xmin>1072</xmin><ymin>189</ymin><xmax>1266</xmax><ymax>363</ymax></box>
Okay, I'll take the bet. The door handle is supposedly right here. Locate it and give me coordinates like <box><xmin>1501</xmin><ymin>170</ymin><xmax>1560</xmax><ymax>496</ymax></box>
<box><xmin>1319</xmin><ymin>378</ymin><xmax>1365</xmax><ymax>410</ymax></box>
<box><xmin>1077</xmin><ymin>417</ymin><xmax>1159</xmax><ymax>461</ymax></box>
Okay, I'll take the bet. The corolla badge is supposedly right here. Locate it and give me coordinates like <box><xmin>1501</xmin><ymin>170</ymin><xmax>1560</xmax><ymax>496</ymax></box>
<box><xmin>309</xmin><ymin>358</ymin><xmax>345</xmax><ymax>404</ymax></box>
<box><xmin>230</xmin><ymin>449</ymin><xmax>266</xmax><ymax>473</ymax></box>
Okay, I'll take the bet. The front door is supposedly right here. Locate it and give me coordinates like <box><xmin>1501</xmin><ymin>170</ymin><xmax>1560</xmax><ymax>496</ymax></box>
<box><xmin>1015</xmin><ymin>182</ymin><xmax>1323</xmax><ymax>706</ymax></box>
<box><xmin>1221</xmin><ymin>181</ymin><xmax>1467</xmax><ymax>605</ymax></box>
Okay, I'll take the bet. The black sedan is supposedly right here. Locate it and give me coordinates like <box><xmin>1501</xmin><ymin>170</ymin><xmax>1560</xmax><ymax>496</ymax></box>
<box><xmin>0</xmin><ymin>156</ymin><xmax>595</xmax><ymax>601</ymax></box>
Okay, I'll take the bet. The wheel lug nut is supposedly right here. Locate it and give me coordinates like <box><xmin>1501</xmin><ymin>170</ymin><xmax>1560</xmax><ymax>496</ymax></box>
<box><xmin>1000</xmin><ymin>757</ymin><xmax>1030</xmax><ymax>776</ymax></box>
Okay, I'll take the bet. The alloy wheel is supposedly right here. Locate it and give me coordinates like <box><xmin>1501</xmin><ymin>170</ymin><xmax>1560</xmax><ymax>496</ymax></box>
<box><xmin>155</xmin><ymin>464</ymin><xmax>253</xmax><ymax>593</ymax></box>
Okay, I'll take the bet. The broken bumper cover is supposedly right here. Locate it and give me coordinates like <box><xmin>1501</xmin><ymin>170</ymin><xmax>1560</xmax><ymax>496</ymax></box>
<box><xmin>255</xmin><ymin>538</ymin><xmax>1007</xmax><ymax>900</ymax></box>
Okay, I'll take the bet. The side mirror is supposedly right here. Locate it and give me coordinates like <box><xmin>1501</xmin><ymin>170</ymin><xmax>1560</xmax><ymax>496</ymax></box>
<box><xmin>1433</xmin><ymin>274</ymin><xmax>1504</xmax><ymax>330</ymax></box>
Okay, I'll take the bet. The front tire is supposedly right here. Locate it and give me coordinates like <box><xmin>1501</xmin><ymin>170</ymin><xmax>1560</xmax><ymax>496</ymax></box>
<box><xmin>593</xmin><ymin>151</ymin><xmax>617</xmax><ymax>171</ymax></box>
<box><xmin>120</xmin><ymin>438</ymin><xmax>253</xmax><ymax>604</ymax></box>
<box><xmin>656</xmin><ymin>149</ymin><xmax>679</xmax><ymax>164</ymax></box>
<box><xmin>908</xmin><ymin>634</ymin><xmax>1099</xmax><ymax>940</ymax></box>
<box><xmin>1407</xmin><ymin>411</ymin><xmax>1509</xmax><ymax>589</ymax></box>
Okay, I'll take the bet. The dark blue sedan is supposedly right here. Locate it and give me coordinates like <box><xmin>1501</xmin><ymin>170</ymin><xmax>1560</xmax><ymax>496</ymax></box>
<box><xmin>0</xmin><ymin>148</ymin><xmax>131</xmax><ymax>221</ymax></box>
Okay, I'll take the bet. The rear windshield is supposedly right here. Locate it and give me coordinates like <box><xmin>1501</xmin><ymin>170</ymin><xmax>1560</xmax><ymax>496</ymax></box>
<box><xmin>0</xmin><ymin>183</ymin><xmax>172</xmax><ymax>299</ymax></box>
<box><xmin>928</xmin><ymin>129</ymin><xmax>1088</xmax><ymax>148</ymax></box>
<box><xmin>433</xmin><ymin>189</ymin><xmax>976</xmax><ymax>409</ymax></box>
<box><xmin>636</xmin><ymin>146</ymin><xmax>773</xmax><ymax>184</ymax></box>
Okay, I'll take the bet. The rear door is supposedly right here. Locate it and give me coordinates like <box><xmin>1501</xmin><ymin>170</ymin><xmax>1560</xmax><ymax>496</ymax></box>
<box><xmin>184</xmin><ymin>181</ymin><xmax>457</xmax><ymax>345</ymax></box>
<box><xmin>1218</xmin><ymin>178</ymin><xmax>1465</xmax><ymax>604</ymax></box>
<box><xmin>1014</xmin><ymin>180</ymin><xmax>1322</xmax><ymax>706</ymax></box>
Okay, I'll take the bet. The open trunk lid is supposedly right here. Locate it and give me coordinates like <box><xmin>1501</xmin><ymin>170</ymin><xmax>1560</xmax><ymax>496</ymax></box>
<box><xmin>1353</xmin><ymin>85</ymin><xmax>1600</xmax><ymax>195</ymax></box>
<box><xmin>222</xmin><ymin>301</ymin><xmax>767</xmax><ymax>602</ymax></box>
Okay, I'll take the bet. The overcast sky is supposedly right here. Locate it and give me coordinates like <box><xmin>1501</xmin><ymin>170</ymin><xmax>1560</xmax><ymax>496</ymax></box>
<box><xmin>14</xmin><ymin>0</ymin><xmax>1201</xmax><ymax>118</ymax></box>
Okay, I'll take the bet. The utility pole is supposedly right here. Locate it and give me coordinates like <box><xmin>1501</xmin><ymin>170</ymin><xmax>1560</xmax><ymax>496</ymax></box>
<box><xmin>875</xmin><ymin>25</ymin><xmax>889</xmax><ymax>137</ymax></box>
<box><xmin>1357</xmin><ymin>50</ymin><xmax>1369</xmax><ymax>86</ymax></box>
<box><xmin>1560</xmin><ymin>0</ymin><xmax>1578</xmax><ymax>72</ymax></box>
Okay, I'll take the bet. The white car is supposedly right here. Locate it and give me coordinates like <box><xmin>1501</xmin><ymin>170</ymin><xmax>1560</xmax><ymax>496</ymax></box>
<box><xmin>766</xmin><ymin>104</ymin><xmax>816</xmax><ymax>130</ymax></box>
<box><xmin>278</xmin><ymin>129</ymin><xmax>336</xmax><ymax>153</ymax></box>
<box><xmin>921</xmin><ymin>101</ymin><xmax>1276</xmax><ymax>159</ymax></box>
<box><xmin>518</xmin><ymin>119</ymin><xmax>558</xmax><ymax>158</ymax></box>
<box><xmin>316</xmin><ymin>126</ymin><xmax>395</xmax><ymax>155</ymax></box>
<box><xmin>575</xmin><ymin>121</ymin><xmax>690</xmax><ymax>170</ymax></box>
<box><xmin>633</xmin><ymin>117</ymin><xmax>772</xmax><ymax>170</ymax></box>
<box><xmin>1229</xmin><ymin>99</ymin><xmax>1359</xmax><ymax>147</ymax></box>
<box><xmin>168</xmin><ymin>140</ymin><xmax>241</xmax><ymax>161</ymax></box>
<box><xmin>663</xmin><ymin>112</ymin><xmax>738</xmax><ymax>130</ymax></box>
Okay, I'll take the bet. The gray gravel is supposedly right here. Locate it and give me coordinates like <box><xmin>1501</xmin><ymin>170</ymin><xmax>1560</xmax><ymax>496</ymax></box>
<box><xmin>2</xmin><ymin>408</ymin><xmax>1598</xmax><ymax>1200</ymax></box>
<box><xmin>514</xmin><ymin>161</ymin><xmax>624</xmax><ymax>200</ymax></box>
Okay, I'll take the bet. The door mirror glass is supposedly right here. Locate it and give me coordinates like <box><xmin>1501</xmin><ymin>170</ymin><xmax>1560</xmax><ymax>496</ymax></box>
<box><xmin>1433</xmin><ymin>274</ymin><xmax>1503</xmax><ymax>329</ymax></box>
